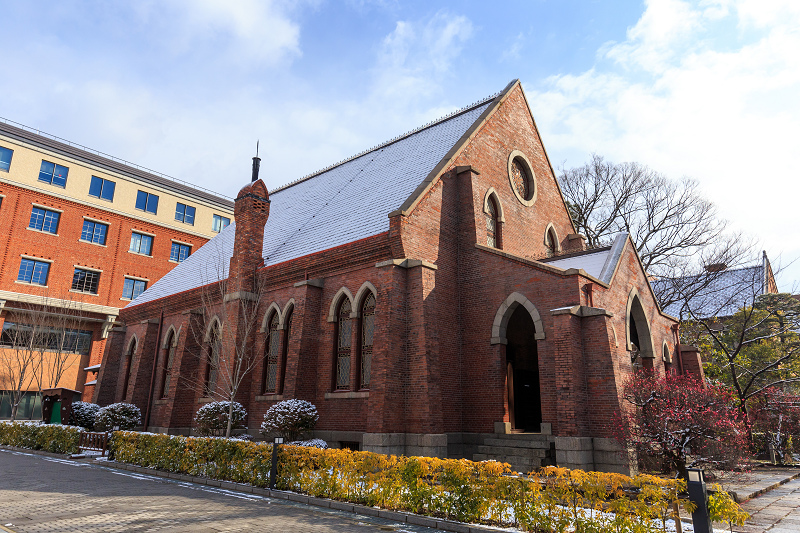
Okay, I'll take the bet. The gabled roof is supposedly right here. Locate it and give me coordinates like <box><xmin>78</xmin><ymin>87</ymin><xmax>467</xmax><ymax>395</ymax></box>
<box><xmin>651</xmin><ymin>264</ymin><xmax>770</xmax><ymax>319</ymax></box>
<box><xmin>128</xmin><ymin>88</ymin><xmax>503</xmax><ymax>307</ymax></box>
<box><xmin>541</xmin><ymin>233</ymin><xmax>628</xmax><ymax>284</ymax></box>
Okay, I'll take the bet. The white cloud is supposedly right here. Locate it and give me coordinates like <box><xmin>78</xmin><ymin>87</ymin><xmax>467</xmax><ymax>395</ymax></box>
<box><xmin>526</xmin><ymin>0</ymin><xmax>800</xmax><ymax>287</ymax></box>
<box><xmin>138</xmin><ymin>0</ymin><xmax>303</xmax><ymax>66</ymax></box>
<box><xmin>373</xmin><ymin>10</ymin><xmax>473</xmax><ymax>105</ymax></box>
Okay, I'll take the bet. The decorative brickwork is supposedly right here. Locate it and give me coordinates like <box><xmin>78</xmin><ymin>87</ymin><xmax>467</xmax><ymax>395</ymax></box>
<box><xmin>95</xmin><ymin>81</ymin><xmax>681</xmax><ymax>473</ymax></box>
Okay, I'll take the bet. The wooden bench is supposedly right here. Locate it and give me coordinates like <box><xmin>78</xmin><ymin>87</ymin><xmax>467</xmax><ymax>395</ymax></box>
<box><xmin>79</xmin><ymin>431</ymin><xmax>110</xmax><ymax>456</ymax></box>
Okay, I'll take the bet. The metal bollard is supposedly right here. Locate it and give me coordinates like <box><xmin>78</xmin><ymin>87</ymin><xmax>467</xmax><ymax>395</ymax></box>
<box><xmin>686</xmin><ymin>468</ymin><xmax>713</xmax><ymax>533</ymax></box>
<box><xmin>269</xmin><ymin>437</ymin><xmax>283</xmax><ymax>490</ymax></box>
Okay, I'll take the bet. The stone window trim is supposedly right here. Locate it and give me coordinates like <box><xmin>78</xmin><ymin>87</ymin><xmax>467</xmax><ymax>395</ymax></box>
<box><xmin>350</xmin><ymin>282</ymin><xmax>377</xmax><ymax>318</ymax></box>
<box><xmin>327</xmin><ymin>286</ymin><xmax>355</xmax><ymax>322</ymax></box>
<box><xmin>662</xmin><ymin>340</ymin><xmax>672</xmax><ymax>363</ymax></box>
<box><xmin>123</xmin><ymin>274</ymin><xmax>149</xmax><ymax>283</ymax></box>
<box><xmin>280</xmin><ymin>299</ymin><xmax>295</xmax><ymax>330</ymax></box>
<box><xmin>31</xmin><ymin>202</ymin><xmax>63</xmax><ymax>213</ymax></box>
<box><xmin>625</xmin><ymin>288</ymin><xmax>655</xmax><ymax>358</ymax></box>
<box><xmin>20</xmin><ymin>254</ymin><xmax>53</xmax><ymax>264</ymax></box>
<box><xmin>544</xmin><ymin>223</ymin><xmax>561</xmax><ymax>253</ymax></box>
<box><xmin>482</xmin><ymin>188</ymin><xmax>506</xmax><ymax>222</ymax></box>
<box><xmin>204</xmin><ymin>316</ymin><xmax>223</xmax><ymax>342</ymax></box>
<box><xmin>260</xmin><ymin>302</ymin><xmax>283</xmax><ymax>332</ymax></box>
<box><xmin>490</xmin><ymin>291</ymin><xmax>545</xmax><ymax>345</ymax></box>
<box><xmin>161</xmin><ymin>325</ymin><xmax>181</xmax><ymax>349</ymax></box>
<box><xmin>507</xmin><ymin>150</ymin><xmax>538</xmax><ymax>207</ymax></box>
<box><xmin>83</xmin><ymin>215</ymin><xmax>111</xmax><ymax>225</ymax></box>
<box><xmin>73</xmin><ymin>264</ymin><xmax>103</xmax><ymax>273</ymax></box>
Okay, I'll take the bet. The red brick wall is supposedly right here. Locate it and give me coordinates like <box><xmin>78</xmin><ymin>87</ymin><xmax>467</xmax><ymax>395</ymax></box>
<box><xmin>96</xmin><ymin>84</ymin><xmax>679</xmax><ymax>442</ymax></box>
<box><xmin>0</xmin><ymin>182</ymin><xmax>210</xmax><ymax>309</ymax></box>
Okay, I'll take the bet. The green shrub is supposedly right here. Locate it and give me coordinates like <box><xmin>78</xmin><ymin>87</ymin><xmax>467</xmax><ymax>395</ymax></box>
<box><xmin>95</xmin><ymin>403</ymin><xmax>141</xmax><ymax>431</ymax></box>
<box><xmin>109</xmin><ymin>430</ymin><xmax>751</xmax><ymax>530</ymax></box>
<box><xmin>194</xmin><ymin>401</ymin><xmax>247</xmax><ymax>436</ymax></box>
<box><xmin>0</xmin><ymin>421</ymin><xmax>82</xmax><ymax>454</ymax></box>
<box><xmin>69</xmin><ymin>402</ymin><xmax>101</xmax><ymax>429</ymax></box>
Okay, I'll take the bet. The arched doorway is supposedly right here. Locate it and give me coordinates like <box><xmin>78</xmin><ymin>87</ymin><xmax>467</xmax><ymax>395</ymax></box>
<box><xmin>506</xmin><ymin>306</ymin><xmax>542</xmax><ymax>432</ymax></box>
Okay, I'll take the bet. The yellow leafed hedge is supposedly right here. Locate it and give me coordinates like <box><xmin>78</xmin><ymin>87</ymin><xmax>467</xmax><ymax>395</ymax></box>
<box><xmin>109</xmin><ymin>432</ymin><xmax>748</xmax><ymax>532</ymax></box>
<box><xmin>0</xmin><ymin>421</ymin><xmax>83</xmax><ymax>454</ymax></box>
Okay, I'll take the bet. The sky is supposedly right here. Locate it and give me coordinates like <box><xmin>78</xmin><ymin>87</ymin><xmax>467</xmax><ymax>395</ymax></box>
<box><xmin>1</xmin><ymin>0</ymin><xmax>798</xmax><ymax>289</ymax></box>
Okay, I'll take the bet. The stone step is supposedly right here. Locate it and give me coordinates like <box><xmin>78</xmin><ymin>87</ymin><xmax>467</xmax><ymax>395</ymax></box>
<box><xmin>482</xmin><ymin>437</ymin><xmax>552</xmax><ymax>449</ymax></box>
<box><xmin>473</xmin><ymin>453</ymin><xmax>543</xmax><ymax>474</ymax></box>
<box><xmin>477</xmin><ymin>445</ymin><xmax>547</xmax><ymax>458</ymax></box>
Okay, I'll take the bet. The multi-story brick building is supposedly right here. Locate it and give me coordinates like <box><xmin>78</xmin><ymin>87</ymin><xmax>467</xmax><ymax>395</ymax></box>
<box><xmin>0</xmin><ymin>119</ymin><xmax>233</xmax><ymax>418</ymax></box>
<box><xmin>95</xmin><ymin>80</ymin><xmax>698</xmax><ymax>473</ymax></box>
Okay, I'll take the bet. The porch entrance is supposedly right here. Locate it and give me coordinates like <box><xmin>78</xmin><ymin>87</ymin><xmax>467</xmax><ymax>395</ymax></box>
<box><xmin>506</xmin><ymin>306</ymin><xmax>542</xmax><ymax>432</ymax></box>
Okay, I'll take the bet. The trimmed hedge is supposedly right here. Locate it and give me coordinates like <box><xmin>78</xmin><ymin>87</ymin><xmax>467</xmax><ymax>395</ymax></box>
<box><xmin>0</xmin><ymin>421</ymin><xmax>83</xmax><ymax>454</ymax></box>
<box><xmin>109</xmin><ymin>431</ymin><xmax>749</xmax><ymax>531</ymax></box>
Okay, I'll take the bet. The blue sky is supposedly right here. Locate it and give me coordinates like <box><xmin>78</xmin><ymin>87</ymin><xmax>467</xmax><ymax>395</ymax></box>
<box><xmin>1</xmin><ymin>0</ymin><xmax>798</xmax><ymax>288</ymax></box>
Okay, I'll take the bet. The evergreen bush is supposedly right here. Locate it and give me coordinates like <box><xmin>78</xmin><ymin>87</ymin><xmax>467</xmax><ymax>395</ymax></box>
<box><xmin>69</xmin><ymin>401</ymin><xmax>101</xmax><ymax>429</ymax></box>
<box><xmin>194</xmin><ymin>401</ymin><xmax>247</xmax><ymax>437</ymax></box>
<box><xmin>260</xmin><ymin>399</ymin><xmax>318</xmax><ymax>442</ymax></box>
<box><xmin>94</xmin><ymin>403</ymin><xmax>141</xmax><ymax>431</ymax></box>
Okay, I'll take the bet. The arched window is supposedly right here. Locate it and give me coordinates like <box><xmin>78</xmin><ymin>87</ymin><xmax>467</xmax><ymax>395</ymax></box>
<box><xmin>160</xmin><ymin>330</ymin><xmax>176</xmax><ymax>398</ymax></box>
<box><xmin>121</xmin><ymin>338</ymin><xmax>137</xmax><ymax>401</ymax></box>
<box><xmin>486</xmin><ymin>196</ymin><xmax>499</xmax><ymax>248</ymax></box>
<box><xmin>359</xmin><ymin>293</ymin><xmax>375</xmax><ymax>389</ymax></box>
<box><xmin>263</xmin><ymin>313</ymin><xmax>280</xmax><ymax>394</ymax></box>
<box><xmin>545</xmin><ymin>227</ymin><xmax>558</xmax><ymax>257</ymax></box>
<box><xmin>204</xmin><ymin>321</ymin><xmax>221</xmax><ymax>396</ymax></box>
<box><xmin>335</xmin><ymin>298</ymin><xmax>352</xmax><ymax>390</ymax></box>
<box><xmin>663</xmin><ymin>343</ymin><xmax>673</xmax><ymax>373</ymax></box>
<box><xmin>279</xmin><ymin>308</ymin><xmax>293</xmax><ymax>394</ymax></box>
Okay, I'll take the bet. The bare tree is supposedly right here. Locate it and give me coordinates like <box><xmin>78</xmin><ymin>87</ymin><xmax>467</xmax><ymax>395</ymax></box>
<box><xmin>0</xmin><ymin>311</ymin><xmax>43</xmax><ymax>421</ymax></box>
<box><xmin>679</xmin><ymin>261</ymin><xmax>800</xmax><ymax>419</ymax></box>
<box><xmin>183</xmin><ymin>239</ymin><xmax>268</xmax><ymax>438</ymax></box>
<box><xmin>559</xmin><ymin>155</ymin><xmax>754</xmax><ymax>308</ymax></box>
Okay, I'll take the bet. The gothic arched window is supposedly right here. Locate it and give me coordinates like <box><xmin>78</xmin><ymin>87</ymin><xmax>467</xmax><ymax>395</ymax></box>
<box><xmin>121</xmin><ymin>338</ymin><xmax>137</xmax><ymax>401</ymax></box>
<box><xmin>160</xmin><ymin>330</ymin><xmax>176</xmax><ymax>398</ymax></box>
<box><xmin>545</xmin><ymin>227</ymin><xmax>558</xmax><ymax>257</ymax></box>
<box><xmin>486</xmin><ymin>196</ymin><xmax>499</xmax><ymax>248</ymax></box>
<box><xmin>335</xmin><ymin>298</ymin><xmax>352</xmax><ymax>390</ymax></box>
<box><xmin>359</xmin><ymin>293</ymin><xmax>376</xmax><ymax>389</ymax></box>
<box><xmin>263</xmin><ymin>313</ymin><xmax>280</xmax><ymax>394</ymax></box>
<box><xmin>279</xmin><ymin>308</ymin><xmax>292</xmax><ymax>394</ymax></box>
<box><xmin>204</xmin><ymin>321</ymin><xmax>221</xmax><ymax>396</ymax></box>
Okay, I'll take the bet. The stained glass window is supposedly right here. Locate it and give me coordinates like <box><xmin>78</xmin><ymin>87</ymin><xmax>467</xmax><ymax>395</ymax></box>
<box><xmin>486</xmin><ymin>197</ymin><xmax>498</xmax><ymax>248</ymax></box>
<box><xmin>360</xmin><ymin>293</ymin><xmax>375</xmax><ymax>389</ymax></box>
<box><xmin>161</xmin><ymin>331</ymin><xmax>176</xmax><ymax>398</ymax></box>
<box><xmin>263</xmin><ymin>313</ymin><xmax>280</xmax><ymax>393</ymax></box>
<box><xmin>205</xmin><ymin>323</ymin><xmax>221</xmax><ymax>395</ymax></box>
<box><xmin>511</xmin><ymin>159</ymin><xmax>530</xmax><ymax>200</ymax></box>
<box><xmin>336</xmin><ymin>299</ymin><xmax>352</xmax><ymax>390</ymax></box>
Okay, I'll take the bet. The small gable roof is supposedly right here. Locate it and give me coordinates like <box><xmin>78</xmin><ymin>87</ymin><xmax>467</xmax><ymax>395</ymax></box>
<box><xmin>128</xmin><ymin>88</ymin><xmax>503</xmax><ymax>308</ymax></box>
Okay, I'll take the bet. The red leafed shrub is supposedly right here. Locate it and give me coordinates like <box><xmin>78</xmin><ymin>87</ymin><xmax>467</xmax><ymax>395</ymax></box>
<box><xmin>616</xmin><ymin>371</ymin><xmax>750</xmax><ymax>477</ymax></box>
<box><xmin>749</xmin><ymin>388</ymin><xmax>800</xmax><ymax>463</ymax></box>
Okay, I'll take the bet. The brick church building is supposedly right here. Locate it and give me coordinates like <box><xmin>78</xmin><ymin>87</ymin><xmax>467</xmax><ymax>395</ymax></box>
<box><xmin>95</xmin><ymin>80</ymin><xmax>693</xmax><ymax>473</ymax></box>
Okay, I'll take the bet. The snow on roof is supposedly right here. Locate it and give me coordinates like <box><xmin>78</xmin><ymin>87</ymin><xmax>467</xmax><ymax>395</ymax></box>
<box><xmin>541</xmin><ymin>234</ymin><xmax>627</xmax><ymax>284</ymax></box>
<box><xmin>127</xmin><ymin>95</ymin><xmax>495</xmax><ymax>308</ymax></box>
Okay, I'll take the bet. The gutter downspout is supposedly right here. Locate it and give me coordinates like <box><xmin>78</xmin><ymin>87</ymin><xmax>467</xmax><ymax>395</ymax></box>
<box><xmin>144</xmin><ymin>308</ymin><xmax>164</xmax><ymax>430</ymax></box>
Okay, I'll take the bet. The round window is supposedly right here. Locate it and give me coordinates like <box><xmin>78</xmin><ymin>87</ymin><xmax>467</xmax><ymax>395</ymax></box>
<box><xmin>511</xmin><ymin>159</ymin><xmax>531</xmax><ymax>200</ymax></box>
<box><xmin>507</xmin><ymin>150</ymin><xmax>537</xmax><ymax>206</ymax></box>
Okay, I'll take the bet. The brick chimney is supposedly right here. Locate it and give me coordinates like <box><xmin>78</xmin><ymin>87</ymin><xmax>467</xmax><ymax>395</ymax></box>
<box><xmin>228</xmin><ymin>157</ymin><xmax>270</xmax><ymax>295</ymax></box>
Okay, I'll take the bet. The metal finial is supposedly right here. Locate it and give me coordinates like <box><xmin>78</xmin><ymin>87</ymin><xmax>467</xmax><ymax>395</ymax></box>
<box><xmin>251</xmin><ymin>140</ymin><xmax>262</xmax><ymax>183</ymax></box>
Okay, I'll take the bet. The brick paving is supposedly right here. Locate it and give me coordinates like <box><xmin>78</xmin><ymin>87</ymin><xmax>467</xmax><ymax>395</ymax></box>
<box><xmin>0</xmin><ymin>450</ymin><xmax>439</xmax><ymax>533</ymax></box>
<box><xmin>732</xmin><ymin>478</ymin><xmax>800</xmax><ymax>533</ymax></box>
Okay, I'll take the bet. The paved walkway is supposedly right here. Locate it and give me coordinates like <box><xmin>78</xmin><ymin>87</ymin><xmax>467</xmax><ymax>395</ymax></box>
<box><xmin>0</xmin><ymin>449</ymin><xmax>439</xmax><ymax>533</ymax></box>
<box><xmin>729</xmin><ymin>477</ymin><xmax>800</xmax><ymax>533</ymax></box>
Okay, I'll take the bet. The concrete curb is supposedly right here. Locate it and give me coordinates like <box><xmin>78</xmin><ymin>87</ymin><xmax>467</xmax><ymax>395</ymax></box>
<box><xmin>98</xmin><ymin>459</ymin><xmax>510</xmax><ymax>533</ymax></box>
<box><xmin>0</xmin><ymin>445</ymin><xmax>73</xmax><ymax>459</ymax></box>
<box><xmin>732</xmin><ymin>470</ymin><xmax>800</xmax><ymax>503</ymax></box>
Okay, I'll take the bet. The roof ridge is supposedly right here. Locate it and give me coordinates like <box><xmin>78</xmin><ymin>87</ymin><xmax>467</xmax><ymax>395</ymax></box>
<box><xmin>269</xmin><ymin>92</ymin><xmax>501</xmax><ymax>195</ymax></box>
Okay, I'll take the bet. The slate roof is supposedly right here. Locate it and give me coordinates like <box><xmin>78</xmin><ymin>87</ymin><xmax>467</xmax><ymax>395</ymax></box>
<box><xmin>127</xmin><ymin>92</ymin><xmax>498</xmax><ymax>307</ymax></box>
<box><xmin>541</xmin><ymin>233</ymin><xmax>628</xmax><ymax>285</ymax></box>
<box><xmin>651</xmin><ymin>264</ymin><xmax>768</xmax><ymax>319</ymax></box>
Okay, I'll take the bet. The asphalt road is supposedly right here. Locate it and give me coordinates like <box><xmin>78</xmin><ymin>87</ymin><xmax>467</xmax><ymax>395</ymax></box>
<box><xmin>0</xmin><ymin>449</ymin><xmax>438</xmax><ymax>533</ymax></box>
